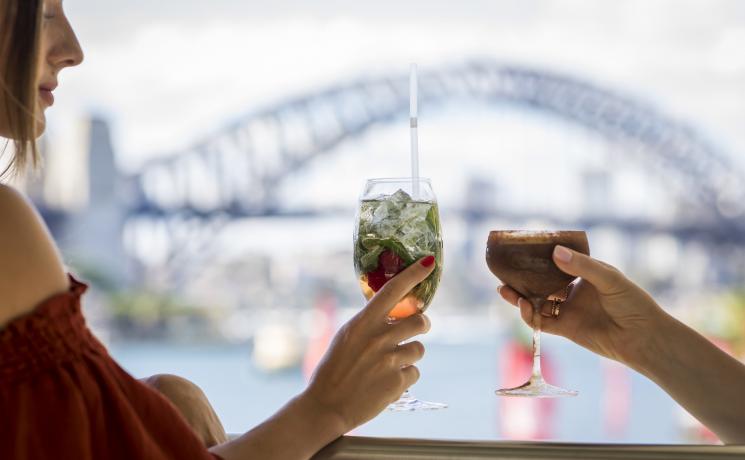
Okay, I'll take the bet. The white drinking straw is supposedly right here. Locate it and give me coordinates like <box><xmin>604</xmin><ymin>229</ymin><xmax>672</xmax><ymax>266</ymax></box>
<box><xmin>409</xmin><ymin>63</ymin><xmax>420</xmax><ymax>199</ymax></box>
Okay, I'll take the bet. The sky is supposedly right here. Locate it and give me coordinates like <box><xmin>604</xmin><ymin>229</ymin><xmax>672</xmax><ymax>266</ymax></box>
<box><xmin>53</xmin><ymin>0</ymin><xmax>745</xmax><ymax>157</ymax></box>
<box><xmin>40</xmin><ymin>0</ymin><xmax>745</xmax><ymax>214</ymax></box>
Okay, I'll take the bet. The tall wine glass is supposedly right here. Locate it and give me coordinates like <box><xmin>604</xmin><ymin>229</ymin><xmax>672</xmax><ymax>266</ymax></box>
<box><xmin>353</xmin><ymin>177</ymin><xmax>446</xmax><ymax>411</ymax></box>
<box><xmin>486</xmin><ymin>230</ymin><xmax>589</xmax><ymax>397</ymax></box>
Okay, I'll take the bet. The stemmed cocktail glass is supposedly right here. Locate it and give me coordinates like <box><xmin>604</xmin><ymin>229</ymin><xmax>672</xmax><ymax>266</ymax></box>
<box><xmin>353</xmin><ymin>177</ymin><xmax>445</xmax><ymax>411</ymax></box>
<box><xmin>486</xmin><ymin>230</ymin><xmax>589</xmax><ymax>397</ymax></box>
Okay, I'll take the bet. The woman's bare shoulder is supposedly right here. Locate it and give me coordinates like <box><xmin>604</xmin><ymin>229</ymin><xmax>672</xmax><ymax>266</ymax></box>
<box><xmin>0</xmin><ymin>184</ymin><xmax>69</xmax><ymax>328</ymax></box>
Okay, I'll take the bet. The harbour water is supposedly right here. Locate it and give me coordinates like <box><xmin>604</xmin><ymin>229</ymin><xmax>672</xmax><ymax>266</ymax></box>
<box><xmin>110</xmin><ymin>333</ymin><xmax>686</xmax><ymax>444</ymax></box>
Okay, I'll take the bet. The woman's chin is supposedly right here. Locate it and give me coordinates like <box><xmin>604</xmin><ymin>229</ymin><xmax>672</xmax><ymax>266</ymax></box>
<box><xmin>34</xmin><ymin>113</ymin><xmax>47</xmax><ymax>138</ymax></box>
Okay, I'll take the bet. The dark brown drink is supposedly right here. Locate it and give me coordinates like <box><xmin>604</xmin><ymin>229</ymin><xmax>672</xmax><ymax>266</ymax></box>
<box><xmin>486</xmin><ymin>231</ymin><xmax>590</xmax><ymax>300</ymax></box>
<box><xmin>486</xmin><ymin>230</ymin><xmax>590</xmax><ymax>398</ymax></box>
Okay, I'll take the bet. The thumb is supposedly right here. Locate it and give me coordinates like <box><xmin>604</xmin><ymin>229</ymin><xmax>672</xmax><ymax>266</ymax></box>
<box><xmin>552</xmin><ymin>245</ymin><xmax>623</xmax><ymax>294</ymax></box>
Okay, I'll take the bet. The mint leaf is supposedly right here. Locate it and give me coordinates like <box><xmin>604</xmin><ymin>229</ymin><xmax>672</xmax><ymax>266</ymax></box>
<box><xmin>360</xmin><ymin>236</ymin><xmax>414</xmax><ymax>265</ymax></box>
<box><xmin>360</xmin><ymin>246</ymin><xmax>384</xmax><ymax>272</ymax></box>
<box><xmin>426</xmin><ymin>204</ymin><xmax>439</xmax><ymax>231</ymax></box>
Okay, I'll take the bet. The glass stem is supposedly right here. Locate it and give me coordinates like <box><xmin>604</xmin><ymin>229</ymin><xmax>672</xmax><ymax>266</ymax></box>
<box><xmin>530</xmin><ymin>298</ymin><xmax>544</xmax><ymax>382</ymax></box>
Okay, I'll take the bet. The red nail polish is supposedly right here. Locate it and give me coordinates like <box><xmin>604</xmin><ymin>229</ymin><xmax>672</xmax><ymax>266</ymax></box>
<box><xmin>420</xmin><ymin>255</ymin><xmax>435</xmax><ymax>267</ymax></box>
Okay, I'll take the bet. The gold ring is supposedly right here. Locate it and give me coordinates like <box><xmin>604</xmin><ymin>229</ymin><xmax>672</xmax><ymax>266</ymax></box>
<box><xmin>551</xmin><ymin>300</ymin><xmax>561</xmax><ymax>318</ymax></box>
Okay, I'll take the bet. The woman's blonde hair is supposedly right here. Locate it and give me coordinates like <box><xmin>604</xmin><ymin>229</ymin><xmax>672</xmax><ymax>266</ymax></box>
<box><xmin>0</xmin><ymin>0</ymin><xmax>42</xmax><ymax>178</ymax></box>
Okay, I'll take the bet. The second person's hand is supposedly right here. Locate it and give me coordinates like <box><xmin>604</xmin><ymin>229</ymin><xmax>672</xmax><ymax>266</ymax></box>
<box><xmin>498</xmin><ymin>245</ymin><xmax>667</xmax><ymax>368</ymax></box>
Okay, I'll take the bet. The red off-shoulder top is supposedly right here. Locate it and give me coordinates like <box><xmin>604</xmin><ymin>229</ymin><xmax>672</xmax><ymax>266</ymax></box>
<box><xmin>0</xmin><ymin>275</ymin><xmax>222</xmax><ymax>459</ymax></box>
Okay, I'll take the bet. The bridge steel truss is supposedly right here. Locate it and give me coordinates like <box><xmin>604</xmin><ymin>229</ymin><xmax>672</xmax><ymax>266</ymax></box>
<box><xmin>128</xmin><ymin>60</ymin><xmax>745</xmax><ymax>243</ymax></box>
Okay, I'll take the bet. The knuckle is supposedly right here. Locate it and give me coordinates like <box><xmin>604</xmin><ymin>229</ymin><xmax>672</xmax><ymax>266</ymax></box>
<box><xmin>605</xmin><ymin>265</ymin><xmax>624</xmax><ymax>281</ymax></box>
<box><xmin>421</xmin><ymin>314</ymin><xmax>431</xmax><ymax>332</ymax></box>
<box><xmin>384</xmin><ymin>274</ymin><xmax>410</xmax><ymax>293</ymax></box>
<box><xmin>408</xmin><ymin>365</ymin><xmax>421</xmax><ymax>384</ymax></box>
<box><xmin>411</xmin><ymin>341</ymin><xmax>425</xmax><ymax>358</ymax></box>
<box><xmin>395</xmin><ymin>370</ymin><xmax>407</xmax><ymax>388</ymax></box>
<box><xmin>410</xmin><ymin>314</ymin><xmax>427</xmax><ymax>332</ymax></box>
<box><xmin>372</xmin><ymin>333</ymin><xmax>391</xmax><ymax>351</ymax></box>
<box><xmin>384</xmin><ymin>352</ymin><xmax>398</xmax><ymax>369</ymax></box>
<box><xmin>598</xmin><ymin>263</ymin><xmax>625</xmax><ymax>289</ymax></box>
<box><xmin>521</xmin><ymin>310</ymin><xmax>533</xmax><ymax>327</ymax></box>
<box><xmin>375</xmin><ymin>285</ymin><xmax>399</xmax><ymax>305</ymax></box>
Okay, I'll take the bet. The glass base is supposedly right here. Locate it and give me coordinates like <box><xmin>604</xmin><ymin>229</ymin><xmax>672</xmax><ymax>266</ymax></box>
<box><xmin>495</xmin><ymin>377</ymin><xmax>578</xmax><ymax>398</ymax></box>
<box><xmin>388</xmin><ymin>390</ymin><xmax>448</xmax><ymax>411</ymax></box>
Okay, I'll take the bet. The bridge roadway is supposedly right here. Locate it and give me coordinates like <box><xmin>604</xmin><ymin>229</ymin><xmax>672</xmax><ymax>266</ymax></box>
<box><xmin>125</xmin><ymin>204</ymin><xmax>745</xmax><ymax>247</ymax></box>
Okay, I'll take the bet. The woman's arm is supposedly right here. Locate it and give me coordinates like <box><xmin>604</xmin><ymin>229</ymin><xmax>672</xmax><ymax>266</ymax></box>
<box><xmin>635</xmin><ymin>310</ymin><xmax>745</xmax><ymax>444</ymax></box>
<box><xmin>211</xmin><ymin>258</ymin><xmax>435</xmax><ymax>460</ymax></box>
<box><xmin>0</xmin><ymin>184</ymin><xmax>68</xmax><ymax>328</ymax></box>
<box><xmin>209</xmin><ymin>394</ymin><xmax>344</xmax><ymax>460</ymax></box>
<box><xmin>499</xmin><ymin>246</ymin><xmax>745</xmax><ymax>444</ymax></box>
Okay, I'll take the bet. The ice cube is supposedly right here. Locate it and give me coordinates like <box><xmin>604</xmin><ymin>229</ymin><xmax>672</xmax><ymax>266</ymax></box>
<box><xmin>372</xmin><ymin>201</ymin><xmax>391</xmax><ymax>224</ymax></box>
<box><xmin>389</xmin><ymin>189</ymin><xmax>412</xmax><ymax>205</ymax></box>
<box><xmin>399</xmin><ymin>202</ymin><xmax>429</xmax><ymax>224</ymax></box>
<box><xmin>359</xmin><ymin>203</ymin><xmax>375</xmax><ymax>223</ymax></box>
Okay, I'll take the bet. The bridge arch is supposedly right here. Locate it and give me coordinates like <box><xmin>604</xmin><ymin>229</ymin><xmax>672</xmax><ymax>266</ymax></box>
<box><xmin>131</xmin><ymin>60</ymin><xmax>745</xmax><ymax>231</ymax></box>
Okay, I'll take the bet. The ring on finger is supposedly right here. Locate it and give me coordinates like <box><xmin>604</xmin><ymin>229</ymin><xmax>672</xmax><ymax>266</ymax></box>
<box><xmin>551</xmin><ymin>301</ymin><xmax>561</xmax><ymax>318</ymax></box>
<box><xmin>547</xmin><ymin>286</ymin><xmax>568</xmax><ymax>318</ymax></box>
<box><xmin>540</xmin><ymin>298</ymin><xmax>563</xmax><ymax>318</ymax></box>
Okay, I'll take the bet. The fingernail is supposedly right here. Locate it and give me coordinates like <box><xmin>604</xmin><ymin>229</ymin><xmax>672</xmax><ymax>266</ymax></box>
<box><xmin>420</xmin><ymin>255</ymin><xmax>435</xmax><ymax>267</ymax></box>
<box><xmin>554</xmin><ymin>245</ymin><xmax>573</xmax><ymax>264</ymax></box>
<box><xmin>497</xmin><ymin>285</ymin><xmax>503</xmax><ymax>295</ymax></box>
<box><xmin>517</xmin><ymin>298</ymin><xmax>529</xmax><ymax>309</ymax></box>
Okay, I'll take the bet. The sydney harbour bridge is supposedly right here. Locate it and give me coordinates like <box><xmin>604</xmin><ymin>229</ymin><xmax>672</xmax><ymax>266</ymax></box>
<box><xmin>124</xmin><ymin>60</ymin><xmax>745</xmax><ymax>249</ymax></box>
<box><xmin>49</xmin><ymin>59</ymin><xmax>745</xmax><ymax>287</ymax></box>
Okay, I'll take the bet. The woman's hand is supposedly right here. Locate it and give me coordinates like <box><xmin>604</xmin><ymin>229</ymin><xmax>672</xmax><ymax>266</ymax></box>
<box><xmin>498</xmin><ymin>245</ymin><xmax>666</xmax><ymax>367</ymax></box>
<box><xmin>301</xmin><ymin>255</ymin><xmax>435</xmax><ymax>433</ymax></box>
<box><xmin>211</xmin><ymin>257</ymin><xmax>436</xmax><ymax>460</ymax></box>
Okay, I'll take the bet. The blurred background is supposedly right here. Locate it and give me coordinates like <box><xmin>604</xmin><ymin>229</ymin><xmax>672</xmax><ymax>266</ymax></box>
<box><xmin>8</xmin><ymin>0</ymin><xmax>745</xmax><ymax>444</ymax></box>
